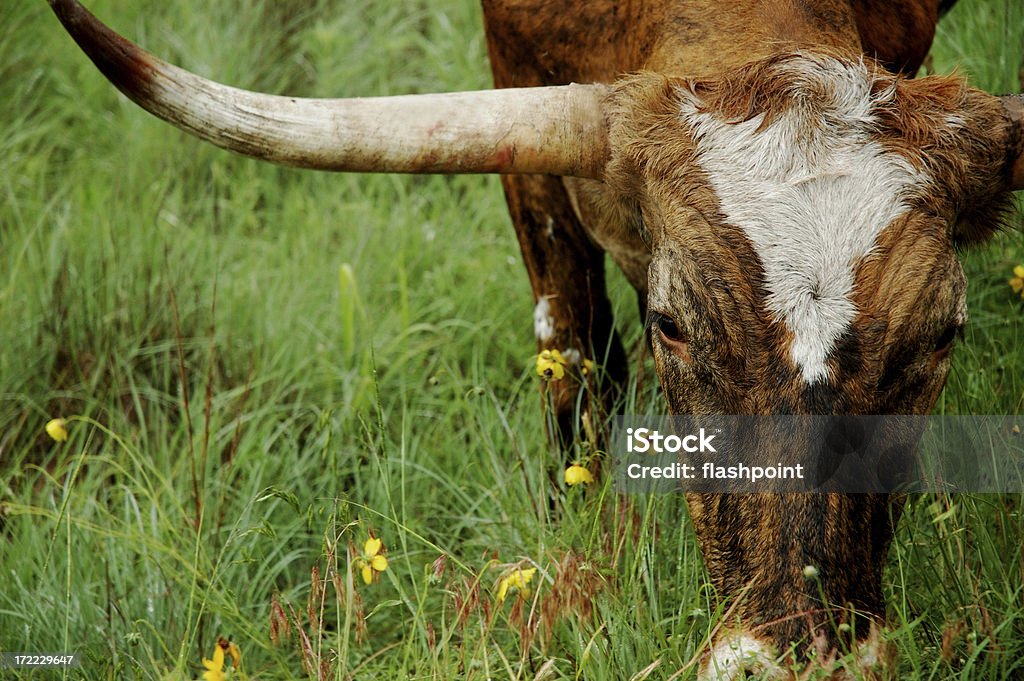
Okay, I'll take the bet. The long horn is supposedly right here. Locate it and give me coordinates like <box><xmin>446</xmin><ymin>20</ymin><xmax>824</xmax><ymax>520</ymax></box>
<box><xmin>48</xmin><ymin>0</ymin><xmax>610</xmax><ymax>179</ymax></box>
<box><xmin>1001</xmin><ymin>95</ymin><xmax>1024</xmax><ymax>190</ymax></box>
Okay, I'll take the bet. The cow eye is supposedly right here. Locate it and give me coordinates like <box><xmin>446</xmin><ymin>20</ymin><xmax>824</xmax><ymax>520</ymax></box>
<box><xmin>650</xmin><ymin>311</ymin><xmax>687</xmax><ymax>344</ymax></box>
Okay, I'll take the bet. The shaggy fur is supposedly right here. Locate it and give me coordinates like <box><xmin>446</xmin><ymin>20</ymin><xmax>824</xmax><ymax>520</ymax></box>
<box><xmin>483</xmin><ymin>1</ymin><xmax>1017</xmax><ymax>677</ymax></box>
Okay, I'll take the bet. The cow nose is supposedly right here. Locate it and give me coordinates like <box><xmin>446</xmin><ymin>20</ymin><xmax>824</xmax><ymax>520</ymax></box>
<box><xmin>700</xmin><ymin>624</ymin><xmax>891</xmax><ymax>680</ymax></box>
<box><xmin>700</xmin><ymin>632</ymin><xmax>785</xmax><ymax>680</ymax></box>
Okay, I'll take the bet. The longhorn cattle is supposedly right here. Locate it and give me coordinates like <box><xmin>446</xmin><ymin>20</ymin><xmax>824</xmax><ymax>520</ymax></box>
<box><xmin>48</xmin><ymin>0</ymin><xmax>1024</xmax><ymax>678</ymax></box>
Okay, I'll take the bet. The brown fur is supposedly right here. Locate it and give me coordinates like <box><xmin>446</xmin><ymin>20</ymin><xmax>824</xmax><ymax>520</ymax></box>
<box><xmin>482</xmin><ymin>2</ymin><xmax>1017</xmax><ymax>675</ymax></box>
<box><xmin>850</xmin><ymin>0</ymin><xmax>940</xmax><ymax>74</ymax></box>
<box><xmin>598</xmin><ymin>61</ymin><xmax>1016</xmax><ymax>667</ymax></box>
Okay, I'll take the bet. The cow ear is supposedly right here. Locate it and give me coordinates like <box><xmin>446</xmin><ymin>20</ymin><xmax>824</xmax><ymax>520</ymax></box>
<box><xmin>873</xmin><ymin>75</ymin><xmax>1017</xmax><ymax>247</ymax></box>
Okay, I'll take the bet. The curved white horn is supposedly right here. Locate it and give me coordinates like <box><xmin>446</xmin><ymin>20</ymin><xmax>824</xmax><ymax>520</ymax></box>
<box><xmin>48</xmin><ymin>0</ymin><xmax>610</xmax><ymax>179</ymax></box>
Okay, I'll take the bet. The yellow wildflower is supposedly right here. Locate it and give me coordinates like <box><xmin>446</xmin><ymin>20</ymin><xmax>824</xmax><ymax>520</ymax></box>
<box><xmin>201</xmin><ymin>638</ymin><xmax>240</xmax><ymax>681</ymax></box>
<box><xmin>564</xmin><ymin>465</ymin><xmax>594</xmax><ymax>486</ymax></box>
<box><xmin>582</xmin><ymin>358</ymin><xmax>595</xmax><ymax>376</ymax></box>
<box><xmin>45</xmin><ymin>418</ymin><xmax>68</xmax><ymax>442</ymax></box>
<box><xmin>358</xmin><ymin>536</ymin><xmax>388</xmax><ymax>585</ymax></box>
<box><xmin>1010</xmin><ymin>265</ymin><xmax>1024</xmax><ymax>300</ymax></box>
<box><xmin>536</xmin><ymin>349</ymin><xmax>568</xmax><ymax>380</ymax></box>
<box><xmin>497</xmin><ymin>567</ymin><xmax>537</xmax><ymax>603</ymax></box>
<box><xmin>201</xmin><ymin>643</ymin><xmax>225</xmax><ymax>681</ymax></box>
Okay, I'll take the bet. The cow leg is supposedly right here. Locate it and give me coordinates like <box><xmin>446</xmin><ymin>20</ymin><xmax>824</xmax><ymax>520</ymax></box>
<box><xmin>501</xmin><ymin>174</ymin><xmax>627</xmax><ymax>449</ymax></box>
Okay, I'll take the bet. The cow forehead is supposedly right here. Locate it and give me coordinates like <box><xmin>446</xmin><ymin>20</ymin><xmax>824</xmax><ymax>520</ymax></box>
<box><xmin>675</xmin><ymin>55</ymin><xmax>935</xmax><ymax>384</ymax></box>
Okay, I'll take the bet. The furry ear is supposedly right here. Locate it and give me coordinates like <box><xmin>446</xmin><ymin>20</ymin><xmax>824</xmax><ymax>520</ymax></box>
<box><xmin>1000</xmin><ymin>94</ymin><xmax>1024</xmax><ymax>190</ymax></box>
<box><xmin>872</xmin><ymin>74</ymin><xmax>1017</xmax><ymax>247</ymax></box>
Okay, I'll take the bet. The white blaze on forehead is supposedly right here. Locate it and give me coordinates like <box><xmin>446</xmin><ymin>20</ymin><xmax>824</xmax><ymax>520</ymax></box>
<box><xmin>533</xmin><ymin>296</ymin><xmax>556</xmax><ymax>341</ymax></box>
<box><xmin>679</xmin><ymin>56</ymin><xmax>919</xmax><ymax>383</ymax></box>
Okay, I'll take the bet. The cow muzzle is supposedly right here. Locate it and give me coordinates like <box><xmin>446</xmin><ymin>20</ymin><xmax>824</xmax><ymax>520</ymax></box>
<box><xmin>687</xmin><ymin>491</ymin><xmax>901</xmax><ymax>680</ymax></box>
<box><xmin>701</xmin><ymin>622</ymin><xmax>891</xmax><ymax>680</ymax></box>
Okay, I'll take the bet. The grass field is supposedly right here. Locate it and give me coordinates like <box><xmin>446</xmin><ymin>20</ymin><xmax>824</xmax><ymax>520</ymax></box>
<box><xmin>3</xmin><ymin>1</ymin><xmax>1024</xmax><ymax>679</ymax></box>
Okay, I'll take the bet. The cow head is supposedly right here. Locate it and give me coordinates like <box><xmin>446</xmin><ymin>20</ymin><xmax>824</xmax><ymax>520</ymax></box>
<box><xmin>49</xmin><ymin>1</ymin><xmax>1023</xmax><ymax>678</ymax></box>
<box><xmin>607</xmin><ymin>53</ymin><xmax>1013</xmax><ymax>417</ymax></box>
<box><xmin>599</xmin><ymin>52</ymin><xmax>1021</xmax><ymax>677</ymax></box>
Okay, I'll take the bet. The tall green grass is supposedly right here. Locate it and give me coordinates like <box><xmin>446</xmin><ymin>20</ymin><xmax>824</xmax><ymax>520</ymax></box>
<box><xmin>1</xmin><ymin>1</ymin><xmax>1023</xmax><ymax>679</ymax></box>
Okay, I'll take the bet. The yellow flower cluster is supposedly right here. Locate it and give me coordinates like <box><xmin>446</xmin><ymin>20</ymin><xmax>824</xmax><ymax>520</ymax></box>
<box><xmin>45</xmin><ymin>418</ymin><xmax>68</xmax><ymax>442</ymax></box>
<box><xmin>497</xmin><ymin>567</ymin><xmax>537</xmax><ymax>603</ymax></box>
<box><xmin>564</xmin><ymin>465</ymin><xmax>594</xmax><ymax>486</ymax></box>
<box><xmin>535</xmin><ymin>350</ymin><xmax>595</xmax><ymax>381</ymax></box>
<box><xmin>1010</xmin><ymin>265</ymin><xmax>1024</xmax><ymax>300</ymax></box>
<box><xmin>202</xmin><ymin>638</ymin><xmax>241</xmax><ymax>681</ymax></box>
<box><xmin>358</xmin><ymin>536</ymin><xmax>388</xmax><ymax>585</ymax></box>
<box><xmin>536</xmin><ymin>349</ymin><xmax>568</xmax><ymax>380</ymax></box>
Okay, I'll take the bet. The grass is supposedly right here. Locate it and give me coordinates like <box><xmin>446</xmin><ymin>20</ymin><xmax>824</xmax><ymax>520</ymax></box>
<box><xmin>2</xmin><ymin>0</ymin><xmax>1024</xmax><ymax>679</ymax></box>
